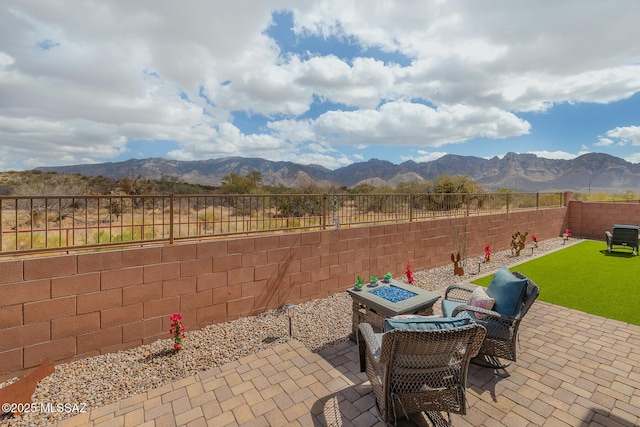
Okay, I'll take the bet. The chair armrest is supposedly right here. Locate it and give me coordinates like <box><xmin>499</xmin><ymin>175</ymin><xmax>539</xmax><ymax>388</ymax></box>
<box><xmin>452</xmin><ymin>304</ymin><xmax>518</xmax><ymax>323</ymax></box>
<box><xmin>452</xmin><ymin>304</ymin><xmax>519</xmax><ymax>340</ymax></box>
<box><xmin>468</xmin><ymin>323</ymin><xmax>488</xmax><ymax>357</ymax></box>
<box><xmin>443</xmin><ymin>283</ymin><xmax>475</xmax><ymax>302</ymax></box>
<box><xmin>357</xmin><ymin>322</ymin><xmax>380</xmax><ymax>372</ymax></box>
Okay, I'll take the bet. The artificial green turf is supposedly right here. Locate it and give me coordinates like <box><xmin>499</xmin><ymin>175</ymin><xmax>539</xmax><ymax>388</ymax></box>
<box><xmin>471</xmin><ymin>240</ymin><xmax>640</xmax><ymax>326</ymax></box>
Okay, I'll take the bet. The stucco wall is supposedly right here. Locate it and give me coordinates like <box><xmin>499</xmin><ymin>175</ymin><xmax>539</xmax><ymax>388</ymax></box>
<box><xmin>1</xmin><ymin>207</ymin><xmax>569</xmax><ymax>378</ymax></box>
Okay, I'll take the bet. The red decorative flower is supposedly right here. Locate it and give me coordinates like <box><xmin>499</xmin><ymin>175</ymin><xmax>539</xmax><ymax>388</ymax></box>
<box><xmin>169</xmin><ymin>313</ymin><xmax>185</xmax><ymax>351</ymax></box>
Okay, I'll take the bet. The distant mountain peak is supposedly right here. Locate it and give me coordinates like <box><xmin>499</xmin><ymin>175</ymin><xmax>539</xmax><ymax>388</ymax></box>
<box><xmin>35</xmin><ymin>152</ymin><xmax>640</xmax><ymax>192</ymax></box>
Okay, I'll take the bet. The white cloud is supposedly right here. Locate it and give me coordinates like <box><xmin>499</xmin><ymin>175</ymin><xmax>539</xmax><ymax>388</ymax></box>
<box><xmin>0</xmin><ymin>51</ymin><xmax>14</xmax><ymax>67</ymax></box>
<box><xmin>601</xmin><ymin>126</ymin><xmax>640</xmax><ymax>146</ymax></box>
<box><xmin>595</xmin><ymin>138</ymin><xmax>614</xmax><ymax>147</ymax></box>
<box><xmin>295</xmin><ymin>56</ymin><xmax>397</xmax><ymax>109</ymax></box>
<box><xmin>267</xmin><ymin>101</ymin><xmax>531</xmax><ymax>150</ymax></box>
<box><xmin>526</xmin><ymin>151</ymin><xmax>583</xmax><ymax>160</ymax></box>
<box><xmin>284</xmin><ymin>152</ymin><xmax>352</xmax><ymax>169</ymax></box>
<box><xmin>211</xmin><ymin>56</ymin><xmax>314</xmax><ymax>117</ymax></box>
<box><xmin>624</xmin><ymin>153</ymin><xmax>640</xmax><ymax>164</ymax></box>
<box><xmin>0</xmin><ymin>116</ymin><xmax>129</xmax><ymax>159</ymax></box>
<box><xmin>402</xmin><ymin>150</ymin><xmax>448</xmax><ymax>163</ymax></box>
<box><xmin>292</xmin><ymin>1</ymin><xmax>640</xmax><ymax>112</ymax></box>
<box><xmin>167</xmin><ymin>122</ymin><xmax>289</xmax><ymax>161</ymax></box>
<box><xmin>308</xmin><ymin>101</ymin><xmax>531</xmax><ymax>146</ymax></box>
<box><xmin>1</xmin><ymin>1</ymin><xmax>640</xmax><ymax>170</ymax></box>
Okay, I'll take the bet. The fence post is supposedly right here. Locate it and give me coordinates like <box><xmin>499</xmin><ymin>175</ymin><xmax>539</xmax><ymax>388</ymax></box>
<box><xmin>322</xmin><ymin>194</ymin><xmax>327</xmax><ymax>230</ymax></box>
<box><xmin>506</xmin><ymin>193</ymin><xmax>510</xmax><ymax>212</ymax></box>
<box><xmin>409</xmin><ymin>194</ymin><xmax>414</xmax><ymax>221</ymax></box>
<box><xmin>169</xmin><ymin>194</ymin><xmax>174</xmax><ymax>244</ymax></box>
<box><xmin>536</xmin><ymin>192</ymin><xmax>539</xmax><ymax>210</ymax></box>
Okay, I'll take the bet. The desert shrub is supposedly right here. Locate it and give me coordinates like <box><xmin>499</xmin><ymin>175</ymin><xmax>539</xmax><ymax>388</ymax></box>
<box><xmin>229</xmin><ymin>196</ymin><xmax>264</xmax><ymax>217</ymax></box>
<box><xmin>198</xmin><ymin>211</ymin><xmax>220</xmax><ymax>222</ymax></box>
<box><xmin>106</xmin><ymin>191</ymin><xmax>133</xmax><ymax>218</ymax></box>
<box><xmin>93</xmin><ymin>230</ymin><xmax>112</xmax><ymax>244</ymax></box>
<box><xmin>220</xmin><ymin>171</ymin><xmax>262</xmax><ymax>194</ymax></box>
<box><xmin>197</xmin><ymin>211</ymin><xmax>220</xmax><ymax>234</ymax></box>
<box><xmin>110</xmin><ymin>228</ymin><xmax>141</xmax><ymax>243</ymax></box>
<box><xmin>274</xmin><ymin>194</ymin><xmax>323</xmax><ymax>217</ymax></box>
<box><xmin>539</xmin><ymin>193</ymin><xmax>562</xmax><ymax>207</ymax></box>
<box><xmin>355</xmin><ymin>193</ymin><xmax>397</xmax><ymax>214</ymax></box>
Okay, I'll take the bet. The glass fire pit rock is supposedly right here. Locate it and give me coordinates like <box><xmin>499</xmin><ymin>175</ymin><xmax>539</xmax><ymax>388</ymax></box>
<box><xmin>370</xmin><ymin>285</ymin><xmax>418</xmax><ymax>303</ymax></box>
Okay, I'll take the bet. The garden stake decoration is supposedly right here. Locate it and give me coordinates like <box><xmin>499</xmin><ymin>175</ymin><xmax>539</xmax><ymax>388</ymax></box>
<box><xmin>510</xmin><ymin>231</ymin><xmax>528</xmax><ymax>256</ymax></box>
<box><xmin>169</xmin><ymin>313</ymin><xmax>185</xmax><ymax>351</ymax></box>
<box><xmin>451</xmin><ymin>253</ymin><xmax>464</xmax><ymax>276</ymax></box>
<box><xmin>405</xmin><ymin>263</ymin><xmax>414</xmax><ymax>284</ymax></box>
<box><xmin>0</xmin><ymin>359</ymin><xmax>54</xmax><ymax>417</ymax></box>
<box><xmin>449</xmin><ymin>214</ymin><xmax>469</xmax><ymax>273</ymax></box>
<box><xmin>531</xmin><ymin>234</ymin><xmax>539</xmax><ymax>247</ymax></box>
<box><xmin>484</xmin><ymin>244</ymin><xmax>492</xmax><ymax>262</ymax></box>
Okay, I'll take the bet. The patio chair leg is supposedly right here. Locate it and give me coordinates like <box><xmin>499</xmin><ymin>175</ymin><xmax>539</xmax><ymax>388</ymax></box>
<box><xmin>471</xmin><ymin>354</ymin><xmax>512</xmax><ymax>369</ymax></box>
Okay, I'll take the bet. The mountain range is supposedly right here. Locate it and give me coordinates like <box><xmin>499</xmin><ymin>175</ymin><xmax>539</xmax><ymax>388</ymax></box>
<box><xmin>36</xmin><ymin>152</ymin><xmax>640</xmax><ymax>193</ymax></box>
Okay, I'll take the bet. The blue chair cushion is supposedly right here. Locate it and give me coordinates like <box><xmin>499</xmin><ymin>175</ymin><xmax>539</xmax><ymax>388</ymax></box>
<box><xmin>374</xmin><ymin>333</ymin><xmax>384</xmax><ymax>347</ymax></box>
<box><xmin>441</xmin><ymin>299</ymin><xmax>467</xmax><ymax>318</ymax></box>
<box><xmin>384</xmin><ymin>316</ymin><xmax>470</xmax><ymax>332</ymax></box>
<box><xmin>486</xmin><ymin>267</ymin><xmax>528</xmax><ymax>316</ymax></box>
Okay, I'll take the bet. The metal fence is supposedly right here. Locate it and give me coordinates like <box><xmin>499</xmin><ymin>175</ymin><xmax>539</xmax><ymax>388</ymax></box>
<box><xmin>0</xmin><ymin>192</ymin><xmax>565</xmax><ymax>256</ymax></box>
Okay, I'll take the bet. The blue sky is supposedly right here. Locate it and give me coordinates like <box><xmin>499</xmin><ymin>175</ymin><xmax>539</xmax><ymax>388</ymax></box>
<box><xmin>1</xmin><ymin>2</ymin><xmax>640</xmax><ymax>171</ymax></box>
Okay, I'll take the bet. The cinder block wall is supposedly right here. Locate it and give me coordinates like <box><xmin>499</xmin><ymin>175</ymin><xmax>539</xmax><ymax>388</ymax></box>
<box><xmin>1</xmin><ymin>207</ymin><xmax>568</xmax><ymax>378</ymax></box>
<box><xmin>568</xmin><ymin>200</ymin><xmax>640</xmax><ymax>239</ymax></box>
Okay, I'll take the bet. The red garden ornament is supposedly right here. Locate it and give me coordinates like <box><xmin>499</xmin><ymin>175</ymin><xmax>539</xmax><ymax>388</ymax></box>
<box><xmin>484</xmin><ymin>244</ymin><xmax>492</xmax><ymax>262</ymax></box>
<box><xmin>405</xmin><ymin>263</ymin><xmax>414</xmax><ymax>284</ymax></box>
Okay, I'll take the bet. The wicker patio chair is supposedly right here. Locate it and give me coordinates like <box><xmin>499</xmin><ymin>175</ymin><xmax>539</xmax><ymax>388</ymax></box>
<box><xmin>442</xmin><ymin>271</ymin><xmax>540</xmax><ymax>368</ymax></box>
<box><xmin>605</xmin><ymin>224</ymin><xmax>640</xmax><ymax>255</ymax></box>
<box><xmin>357</xmin><ymin>320</ymin><xmax>486</xmax><ymax>426</ymax></box>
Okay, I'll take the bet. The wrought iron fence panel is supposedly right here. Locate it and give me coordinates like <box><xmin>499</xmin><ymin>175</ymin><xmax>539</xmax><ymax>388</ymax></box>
<box><xmin>0</xmin><ymin>192</ymin><xmax>564</xmax><ymax>256</ymax></box>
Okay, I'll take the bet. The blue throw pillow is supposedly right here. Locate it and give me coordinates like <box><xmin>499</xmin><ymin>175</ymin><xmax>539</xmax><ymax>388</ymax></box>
<box><xmin>384</xmin><ymin>316</ymin><xmax>471</xmax><ymax>332</ymax></box>
<box><xmin>486</xmin><ymin>267</ymin><xmax>528</xmax><ymax>316</ymax></box>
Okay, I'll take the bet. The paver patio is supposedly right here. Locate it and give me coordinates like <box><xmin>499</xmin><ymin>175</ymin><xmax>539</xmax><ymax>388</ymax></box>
<box><xmin>50</xmin><ymin>297</ymin><xmax>640</xmax><ymax>427</ymax></box>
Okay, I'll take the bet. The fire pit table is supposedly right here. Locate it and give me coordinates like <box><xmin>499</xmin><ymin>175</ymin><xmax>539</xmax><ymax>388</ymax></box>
<box><xmin>347</xmin><ymin>279</ymin><xmax>441</xmax><ymax>339</ymax></box>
